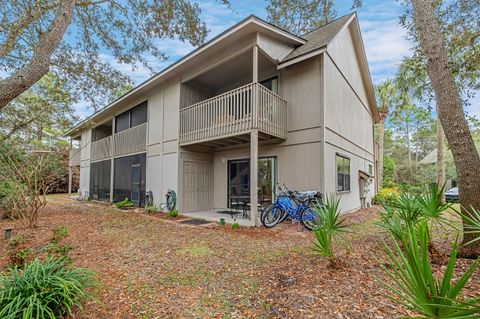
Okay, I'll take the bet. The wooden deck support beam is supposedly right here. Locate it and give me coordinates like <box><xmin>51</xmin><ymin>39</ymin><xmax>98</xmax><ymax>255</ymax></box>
<box><xmin>250</xmin><ymin>130</ymin><xmax>259</xmax><ymax>226</ymax></box>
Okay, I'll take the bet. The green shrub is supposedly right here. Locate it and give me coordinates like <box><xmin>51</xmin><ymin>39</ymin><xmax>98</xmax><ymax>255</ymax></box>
<box><xmin>382</xmin><ymin>222</ymin><xmax>480</xmax><ymax>318</ymax></box>
<box><xmin>378</xmin><ymin>185</ymin><xmax>454</xmax><ymax>242</ymax></box>
<box><xmin>311</xmin><ymin>196</ymin><xmax>348</xmax><ymax>266</ymax></box>
<box><xmin>51</xmin><ymin>225</ymin><xmax>69</xmax><ymax>244</ymax></box>
<box><xmin>7</xmin><ymin>235</ymin><xmax>33</xmax><ymax>268</ymax></box>
<box><xmin>231</xmin><ymin>223</ymin><xmax>240</xmax><ymax>230</ymax></box>
<box><xmin>168</xmin><ymin>209</ymin><xmax>179</xmax><ymax>218</ymax></box>
<box><xmin>0</xmin><ymin>257</ymin><xmax>97</xmax><ymax>319</ymax></box>
<box><xmin>377</xmin><ymin>205</ymin><xmax>408</xmax><ymax>242</ymax></box>
<box><xmin>454</xmin><ymin>206</ymin><xmax>480</xmax><ymax>247</ymax></box>
<box><xmin>373</xmin><ymin>187</ymin><xmax>400</xmax><ymax>205</ymax></box>
<box><xmin>144</xmin><ymin>204</ymin><xmax>157</xmax><ymax>213</ymax></box>
<box><xmin>115</xmin><ymin>197</ymin><xmax>133</xmax><ymax>209</ymax></box>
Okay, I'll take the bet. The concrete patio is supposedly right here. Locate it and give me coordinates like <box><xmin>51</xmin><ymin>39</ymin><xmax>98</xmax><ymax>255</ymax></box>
<box><xmin>182</xmin><ymin>209</ymin><xmax>256</xmax><ymax>227</ymax></box>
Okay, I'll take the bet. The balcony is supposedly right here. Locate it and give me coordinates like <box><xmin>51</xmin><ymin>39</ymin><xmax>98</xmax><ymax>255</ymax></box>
<box><xmin>179</xmin><ymin>82</ymin><xmax>287</xmax><ymax>146</ymax></box>
<box><xmin>113</xmin><ymin>123</ymin><xmax>147</xmax><ymax>157</ymax></box>
<box><xmin>90</xmin><ymin>136</ymin><xmax>112</xmax><ymax>162</ymax></box>
<box><xmin>69</xmin><ymin>148</ymin><xmax>81</xmax><ymax>166</ymax></box>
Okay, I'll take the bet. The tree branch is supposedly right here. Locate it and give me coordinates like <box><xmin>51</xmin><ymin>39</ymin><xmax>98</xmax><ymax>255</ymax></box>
<box><xmin>0</xmin><ymin>0</ymin><xmax>76</xmax><ymax>109</ymax></box>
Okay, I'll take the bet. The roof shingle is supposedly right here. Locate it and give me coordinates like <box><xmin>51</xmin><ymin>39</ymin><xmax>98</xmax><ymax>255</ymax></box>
<box><xmin>281</xmin><ymin>13</ymin><xmax>354</xmax><ymax>63</ymax></box>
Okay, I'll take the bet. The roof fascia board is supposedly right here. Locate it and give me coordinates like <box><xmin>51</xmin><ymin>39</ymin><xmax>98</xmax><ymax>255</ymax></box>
<box><xmin>250</xmin><ymin>18</ymin><xmax>306</xmax><ymax>44</ymax></box>
<box><xmin>324</xmin><ymin>13</ymin><xmax>356</xmax><ymax>50</ymax></box>
<box><xmin>348</xmin><ymin>15</ymin><xmax>379</xmax><ymax>122</ymax></box>
<box><xmin>64</xmin><ymin>16</ymin><xmax>305</xmax><ymax>137</ymax></box>
<box><xmin>277</xmin><ymin>47</ymin><xmax>327</xmax><ymax>69</ymax></box>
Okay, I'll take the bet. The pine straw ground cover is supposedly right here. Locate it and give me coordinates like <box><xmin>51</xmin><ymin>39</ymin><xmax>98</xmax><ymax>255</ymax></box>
<box><xmin>1</xmin><ymin>195</ymin><xmax>479</xmax><ymax>318</ymax></box>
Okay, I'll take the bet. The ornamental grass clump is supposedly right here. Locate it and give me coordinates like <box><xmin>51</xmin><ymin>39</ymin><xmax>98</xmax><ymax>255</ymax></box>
<box><xmin>0</xmin><ymin>257</ymin><xmax>97</xmax><ymax>319</ymax></box>
<box><xmin>311</xmin><ymin>195</ymin><xmax>348</xmax><ymax>266</ymax></box>
<box><xmin>382</xmin><ymin>222</ymin><xmax>480</xmax><ymax>318</ymax></box>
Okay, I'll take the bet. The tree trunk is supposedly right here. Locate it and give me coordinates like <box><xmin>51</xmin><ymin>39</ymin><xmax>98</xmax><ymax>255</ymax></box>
<box><xmin>411</xmin><ymin>0</ymin><xmax>480</xmax><ymax>257</ymax></box>
<box><xmin>0</xmin><ymin>1</ymin><xmax>76</xmax><ymax>109</ymax></box>
<box><xmin>378</xmin><ymin>119</ymin><xmax>385</xmax><ymax>189</ymax></box>
<box><xmin>436</xmin><ymin>115</ymin><xmax>446</xmax><ymax>202</ymax></box>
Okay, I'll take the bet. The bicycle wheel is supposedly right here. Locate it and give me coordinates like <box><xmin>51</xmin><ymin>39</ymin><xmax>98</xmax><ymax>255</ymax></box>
<box><xmin>261</xmin><ymin>204</ymin><xmax>284</xmax><ymax>228</ymax></box>
<box><xmin>300</xmin><ymin>207</ymin><xmax>323</xmax><ymax>231</ymax></box>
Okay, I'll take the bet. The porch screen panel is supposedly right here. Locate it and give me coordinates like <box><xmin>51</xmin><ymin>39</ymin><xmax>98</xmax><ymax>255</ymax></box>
<box><xmin>113</xmin><ymin>153</ymin><xmax>146</xmax><ymax>206</ymax></box>
<box><xmin>114</xmin><ymin>156</ymin><xmax>131</xmax><ymax>202</ymax></box>
<box><xmin>131</xmin><ymin>153</ymin><xmax>146</xmax><ymax>206</ymax></box>
<box><xmin>89</xmin><ymin>160</ymin><xmax>111</xmax><ymax>201</ymax></box>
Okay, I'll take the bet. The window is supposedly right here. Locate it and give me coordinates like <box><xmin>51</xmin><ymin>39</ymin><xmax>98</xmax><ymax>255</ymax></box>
<box><xmin>368</xmin><ymin>164</ymin><xmax>373</xmax><ymax>176</ymax></box>
<box><xmin>115</xmin><ymin>111</ymin><xmax>130</xmax><ymax>133</ymax></box>
<box><xmin>115</xmin><ymin>101</ymin><xmax>148</xmax><ymax>133</ymax></box>
<box><xmin>336</xmin><ymin>154</ymin><xmax>350</xmax><ymax>192</ymax></box>
<box><xmin>260</xmin><ymin>76</ymin><xmax>279</xmax><ymax>94</ymax></box>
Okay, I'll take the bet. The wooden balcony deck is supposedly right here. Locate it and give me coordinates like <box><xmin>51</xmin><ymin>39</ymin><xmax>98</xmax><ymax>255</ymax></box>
<box><xmin>179</xmin><ymin>82</ymin><xmax>287</xmax><ymax>146</ymax></box>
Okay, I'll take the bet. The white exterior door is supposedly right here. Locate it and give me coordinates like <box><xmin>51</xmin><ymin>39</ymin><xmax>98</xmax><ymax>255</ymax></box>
<box><xmin>183</xmin><ymin>161</ymin><xmax>212</xmax><ymax>212</ymax></box>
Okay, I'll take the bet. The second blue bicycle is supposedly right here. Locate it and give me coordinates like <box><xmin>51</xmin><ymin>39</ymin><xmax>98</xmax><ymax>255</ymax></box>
<box><xmin>260</xmin><ymin>184</ymin><xmax>323</xmax><ymax>230</ymax></box>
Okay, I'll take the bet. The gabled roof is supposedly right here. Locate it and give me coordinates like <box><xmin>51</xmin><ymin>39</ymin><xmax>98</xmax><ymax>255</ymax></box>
<box><xmin>64</xmin><ymin>15</ymin><xmax>305</xmax><ymax>137</ymax></box>
<box><xmin>65</xmin><ymin>12</ymin><xmax>378</xmax><ymax>136</ymax></box>
<box><xmin>281</xmin><ymin>13</ymin><xmax>354</xmax><ymax>63</ymax></box>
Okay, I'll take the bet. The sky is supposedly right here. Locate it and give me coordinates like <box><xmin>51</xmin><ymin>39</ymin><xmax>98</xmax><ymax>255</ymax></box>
<box><xmin>65</xmin><ymin>0</ymin><xmax>479</xmax><ymax>121</ymax></box>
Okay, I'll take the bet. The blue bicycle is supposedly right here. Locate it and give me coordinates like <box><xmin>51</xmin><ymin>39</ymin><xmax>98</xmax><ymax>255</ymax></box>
<box><xmin>260</xmin><ymin>184</ymin><xmax>323</xmax><ymax>230</ymax></box>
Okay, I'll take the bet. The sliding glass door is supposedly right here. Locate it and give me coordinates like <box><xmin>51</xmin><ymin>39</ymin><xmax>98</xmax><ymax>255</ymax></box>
<box><xmin>227</xmin><ymin>157</ymin><xmax>277</xmax><ymax>208</ymax></box>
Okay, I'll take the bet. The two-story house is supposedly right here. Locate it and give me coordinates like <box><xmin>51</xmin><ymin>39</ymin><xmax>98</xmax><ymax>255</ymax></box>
<box><xmin>65</xmin><ymin>13</ymin><xmax>379</xmax><ymax>226</ymax></box>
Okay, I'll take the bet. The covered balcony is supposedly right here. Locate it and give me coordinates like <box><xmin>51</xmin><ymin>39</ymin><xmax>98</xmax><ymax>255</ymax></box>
<box><xmin>179</xmin><ymin>82</ymin><xmax>287</xmax><ymax>146</ymax></box>
<box><xmin>179</xmin><ymin>46</ymin><xmax>287</xmax><ymax>149</ymax></box>
<box><xmin>89</xmin><ymin>118</ymin><xmax>147</xmax><ymax>162</ymax></box>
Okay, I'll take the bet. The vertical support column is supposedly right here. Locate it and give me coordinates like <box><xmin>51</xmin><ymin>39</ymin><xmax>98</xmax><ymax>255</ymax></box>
<box><xmin>68</xmin><ymin>166</ymin><xmax>73</xmax><ymax>195</ymax></box>
<box><xmin>250</xmin><ymin>130</ymin><xmax>259</xmax><ymax>226</ymax></box>
<box><xmin>252</xmin><ymin>45</ymin><xmax>259</xmax><ymax>129</ymax></box>
<box><xmin>252</xmin><ymin>45</ymin><xmax>258</xmax><ymax>83</ymax></box>
<box><xmin>110</xmin><ymin>117</ymin><xmax>115</xmax><ymax>202</ymax></box>
<box><xmin>68</xmin><ymin>139</ymin><xmax>73</xmax><ymax>195</ymax></box>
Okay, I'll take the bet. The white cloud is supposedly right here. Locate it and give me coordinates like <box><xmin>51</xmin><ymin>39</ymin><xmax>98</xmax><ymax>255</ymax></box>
<box><xmin>352</xmin><ymin>1</ymin><xmax>412</xmax><ymax>84</ymax></box>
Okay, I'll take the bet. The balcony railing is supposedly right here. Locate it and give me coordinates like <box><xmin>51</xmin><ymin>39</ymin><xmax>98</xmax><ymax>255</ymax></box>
<box><xmin>91</xmin><ymin>136</ymin><xmax>112</xmax><ymax>162</ymax></box>
<box><xmin>179</xmin><ymin>82</ymin><xmax>287</xmax><ymax>146</ymax></box>
<box><xmin>69</xmin><ymin>148</ymin><xmax>81</xmax><ymax>166</ymax></box>
<box><xmin>114</xmin><ymin>123</ymin><xmax>147</xmax><ymax>157</ymax></box>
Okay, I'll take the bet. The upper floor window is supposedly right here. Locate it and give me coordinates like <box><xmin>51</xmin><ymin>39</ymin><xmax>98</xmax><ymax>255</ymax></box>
<box><xmin>115</xmin><ymin>101</ymin><xmax>147</xmax><ymax>133</ymax></box>
<box><xmin>336</xmin><ymin>154</ymin><xmax>350</xmax><ymax>192</ymax></box>
<box><xmin>260</xmin><ymin>76</ymin><xmax>278</xmax><ymax>94</ymax></box>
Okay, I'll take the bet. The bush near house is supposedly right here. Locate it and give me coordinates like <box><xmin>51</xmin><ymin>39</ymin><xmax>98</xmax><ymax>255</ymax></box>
<box><xmin>115</xmin><ymin>198</ymin><xmax>134</xmax><ymax>210</ymax></box>
<box><xmin>168</xmin><ymin>209</ymin><xmax>179</xmax><ymax>218</ymax></box>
